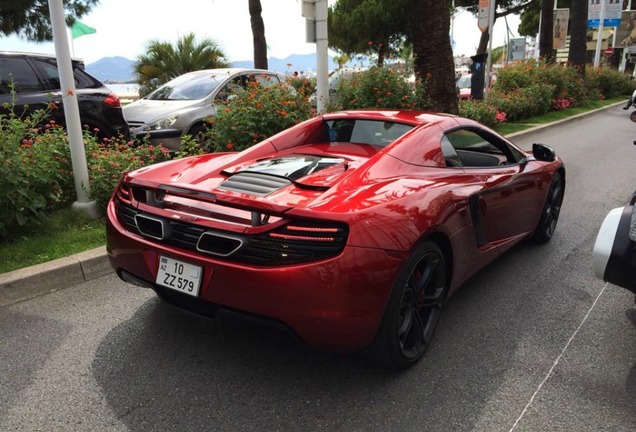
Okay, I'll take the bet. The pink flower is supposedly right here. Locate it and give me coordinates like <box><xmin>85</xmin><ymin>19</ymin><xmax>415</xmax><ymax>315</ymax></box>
<box><xmin>495</xmin><ymin>111</ymin><xmax>507</xmax><ymax>122</ymax></box>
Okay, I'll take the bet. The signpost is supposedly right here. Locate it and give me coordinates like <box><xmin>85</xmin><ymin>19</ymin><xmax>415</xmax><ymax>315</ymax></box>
<box><xmin>605</xmin><ymin>47</ymin><xmax>615</xmax><ymax>57</ymax></box>
<box><xmin>477</xmin><ymin>0</ymin><xmax>490</xmax><ymax>32</ymax></box>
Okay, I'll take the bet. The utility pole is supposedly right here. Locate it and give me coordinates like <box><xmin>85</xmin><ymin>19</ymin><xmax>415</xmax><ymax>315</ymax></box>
<box><xmin>48</xmin><ymin>0</ymin><xmax>99</xmax><ymax>218</ymax></box>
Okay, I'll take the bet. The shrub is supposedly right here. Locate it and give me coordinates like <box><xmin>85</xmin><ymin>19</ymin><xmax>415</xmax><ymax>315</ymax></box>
<box><xmin>287</xmin><ymin>75</ymin><xmax>317</xmax><ymax>99</ymax></box>
<box><xmin>84</xmin><ymin>136</ymin><xmax>171</xmax><ymax>209</ymax></box>
<box><xmin>0</xmin><ymin>108</ymin><xmax>74</xmax><ymax>237</ymax></box>
<box><xmin>534</xmin><ymin>62</ymin><xmax>588</xmax><ymax>107</ymax></box>
<box><xmin>209</xmin><ymin>80</ymin><xmax>312</xmax><ymax>153</ymax></box>
<box><xmin>458</xmin><ymin>99</ymin><xmax>498</xmax><ymax>127</ymax></box>
<box><xmin>488</xmin><ymin>83</ymin><xmax>554</xmax><ymax>121</ymax></box>
<box><xmin>331</xmin><ymin>67</ymin><xmax>417</xmax><ymax>111</ymax></box>
<box><xmin>0</xmin><ymin>104</ymin><xmax>170</xmax><ymax>238</ymax></box>
<box><xmin>585</xmin><ymin>66</ymin><xmax>635</xmax><ymax>100</ymax></box>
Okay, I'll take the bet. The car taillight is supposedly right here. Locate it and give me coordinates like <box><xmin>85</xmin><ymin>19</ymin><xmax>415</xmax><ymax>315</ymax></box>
<box><xmin>104</xmin><ymin>92</ymin><xmax>122</xmax><ymax>107</ymax></box>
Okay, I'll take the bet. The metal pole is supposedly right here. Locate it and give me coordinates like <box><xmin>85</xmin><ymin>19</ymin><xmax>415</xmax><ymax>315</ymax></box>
<box><xmin>315</xmin><ymin>0</ymin><xmax>329</xmax><ymax>114</ymax></box>
<box><xmin>594</xmin><ymin>0</ymin><xmax>607</xmax><ymax>67</ymax></box>
<box><xmin>484</xmin><ymin>0</ymin><xmax>496</xmax><ymax>99</ymax></box>
<box><xmin>48</xmin><ymin>0</ymin><xmax>99</xmax><ymax>217</ymax></box>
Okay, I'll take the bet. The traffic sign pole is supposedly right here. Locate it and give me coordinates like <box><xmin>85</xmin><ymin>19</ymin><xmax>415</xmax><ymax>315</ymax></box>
<box><xmin>594</xmin><ymin>0</ymin><xmax>607</xmax><ymax>67</ymax></box>
<box><xmin>484</xmin><ymin>0</ymin><xmax>496</xmax><ymax>99</ymax></box>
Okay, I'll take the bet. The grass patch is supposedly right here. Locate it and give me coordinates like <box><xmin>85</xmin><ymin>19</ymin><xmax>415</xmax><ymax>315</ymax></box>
<box><xmin>0</xmin><ymin>97</ymin><xmax>626</xmax><ymax>274</ymax></box>
<box><xmin>0</xmin><ymin>208</ymin><xmax>105</xmax><ymax>274</ymax></box>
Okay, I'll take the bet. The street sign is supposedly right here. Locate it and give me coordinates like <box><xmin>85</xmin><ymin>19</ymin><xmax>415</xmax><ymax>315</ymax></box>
<box><xmin>478</xmin><ymin>0</ymin><xmax>490</xmax><ymax>32</ymax></box>
<box><xmin>588</xmin><ymin>0</ymin><xmax>623</xmax><ymax>28</ymax></box>
<box><xmin>604</xmin><ymin>47</ymin><xmax>615</xmax><ymax>57</ymax></box>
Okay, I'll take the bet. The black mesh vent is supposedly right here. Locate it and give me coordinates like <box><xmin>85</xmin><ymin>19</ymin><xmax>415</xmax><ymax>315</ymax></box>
<box><xmin>218</xmin><ymin>172</ymin><xmax>292</xmax><ymax>196</ymax></box>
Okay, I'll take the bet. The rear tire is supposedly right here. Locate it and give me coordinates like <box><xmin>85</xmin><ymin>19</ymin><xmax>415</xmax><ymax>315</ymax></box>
<box><xmin>365</xmin><ymin>240</ymin><xmax>447</xmax><ymax>369</ymax></box>
<box><xmin>531</xmin><ymin>172</ymin><xmax>564</xmax><ymax>244</ymax></box>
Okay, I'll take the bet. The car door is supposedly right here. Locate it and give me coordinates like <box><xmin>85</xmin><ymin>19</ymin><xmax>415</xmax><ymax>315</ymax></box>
<box><xmin>0</xmin><ymin>55</ymin><xmax>48</xmax><ymax>121</ymax></box>
<box><xmin>443</xmin><ymin>127</ymin><xmax>543</xmax><ymax>247</ymax></box>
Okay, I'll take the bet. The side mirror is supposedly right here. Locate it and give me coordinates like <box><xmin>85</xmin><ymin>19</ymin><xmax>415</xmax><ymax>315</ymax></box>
<box><xmin>532</xmin><ymin>143</ymin><xmax>556</xmax><ymax>162</ymax></box>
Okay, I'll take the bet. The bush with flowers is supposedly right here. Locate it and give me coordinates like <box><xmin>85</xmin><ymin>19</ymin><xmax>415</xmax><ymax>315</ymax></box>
<box><xmin>0</xmin><ymin>103</ymin><xmax>170</xmax><ymax>238</ymax></box>
<box><xmin>209</xmin><ymin>79</ymin><xmax>312</xmax><ymax>153</ymax></box>
<box><xmin>585</xmin><ymin>66</ymin><xmax>635</xmax><ymax>101</ymax></box>
<box><xmin>84</xmin><ymin>135</ymin><xmax>171</xmax><ymax>209</ymax></box>
<box><xmin>458</xmin><ymin>99</ymin><xmax>499</xmax><ymax>127</ymax></box>
<box><xmin>331</xmin><ymin>66</ymin><xmax>419</xmax><ymax>111</ymax></box>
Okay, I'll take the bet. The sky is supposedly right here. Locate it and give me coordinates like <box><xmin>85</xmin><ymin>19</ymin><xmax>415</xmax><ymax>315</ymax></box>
<box><xmin>1</xmin><ymin>0</ymin><xmax>522</xmax><ymax>66</ymax></box>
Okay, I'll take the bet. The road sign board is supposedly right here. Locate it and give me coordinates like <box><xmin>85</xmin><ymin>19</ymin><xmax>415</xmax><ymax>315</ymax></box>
<box><xmin>604</xmin><ymin>47</ymin><xmax>615</xmax><ymax>57</ymax></box>
<box><xmin>478</xmin><ymin>0</ymin><xmax>490</xmax><ymax>32</ymax></box>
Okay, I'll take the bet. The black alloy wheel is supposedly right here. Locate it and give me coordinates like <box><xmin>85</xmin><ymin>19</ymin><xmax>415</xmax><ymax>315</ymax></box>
<box><xmin>532</xmin><ymin>172</ymin><xmax>564</xmax><ymax>244</ymax></box>
<box><xmin>366</xmin><ymin>240</ymin><xmax>447</xmax><ymax>369</ymax></box>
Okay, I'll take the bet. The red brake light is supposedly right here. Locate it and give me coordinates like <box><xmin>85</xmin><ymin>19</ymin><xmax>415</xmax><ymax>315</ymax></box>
<box><xmin>104</xmin><ymin>92</ymin><xmax>122</xmax><ymax>107</ymax></box>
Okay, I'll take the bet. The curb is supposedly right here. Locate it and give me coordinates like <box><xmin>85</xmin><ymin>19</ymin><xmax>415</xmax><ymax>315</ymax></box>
<box><xmin>0</xmin><ymin>101</ymin><xmax>626</xmax><ymax>306</ymax></box>
<box><xmin>0</xmin><ymin>246</ymin><xmax>111</xmax><ymax>307</ymax></box>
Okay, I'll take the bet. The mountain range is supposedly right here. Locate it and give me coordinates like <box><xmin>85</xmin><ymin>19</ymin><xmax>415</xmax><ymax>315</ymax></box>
<box><xmin>86</xmin><ymin>54</ymin><xmax>365</xmax><ymax>82</ymax></box>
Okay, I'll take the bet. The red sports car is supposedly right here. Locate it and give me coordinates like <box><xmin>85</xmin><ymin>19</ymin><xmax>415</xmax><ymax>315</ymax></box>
<box><xmin>106</xmin><ymin>110</ymin><xmax>565</xmax><ymax>369</ymax></box>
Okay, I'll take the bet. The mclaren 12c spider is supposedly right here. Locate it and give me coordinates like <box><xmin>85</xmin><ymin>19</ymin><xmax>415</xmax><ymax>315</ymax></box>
<box><xmin>106</xmin><ymin>110</ymin><xmax>565</xmax><ymax>369</ymax></box>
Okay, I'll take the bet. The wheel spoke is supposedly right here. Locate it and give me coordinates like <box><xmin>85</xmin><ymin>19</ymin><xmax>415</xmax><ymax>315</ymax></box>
<box><xmin>412</xmin><ymin>255</ymin><xmax>439</xmax><ymax>296</ymax></box>
<box><xmin>419</xmin><ymin>286</ymin><xmax>445</xmax><ymax>309</ymax></box>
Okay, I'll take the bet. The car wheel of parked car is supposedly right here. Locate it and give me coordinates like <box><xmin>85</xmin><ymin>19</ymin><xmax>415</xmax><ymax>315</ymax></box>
<box><xmin>366</xmin><ymin>240</ymin><xmax>447</xmax><ymax>369</ymax></box>
<box><xmin>531</xmin><ymin>172</ymin><xmax>564</xmax><ymax>244</ymax></box>
<box><xmin>188</xmin><ymin>123</ymin><xmax>212</xmax><ymax>148</ymax></box>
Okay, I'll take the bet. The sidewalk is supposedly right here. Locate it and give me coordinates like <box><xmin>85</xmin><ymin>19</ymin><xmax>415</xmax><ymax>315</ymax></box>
<box><xmin>0</xmin><ymin>101</ymin><xmax>625</xmax><ymax>307</ymax></box>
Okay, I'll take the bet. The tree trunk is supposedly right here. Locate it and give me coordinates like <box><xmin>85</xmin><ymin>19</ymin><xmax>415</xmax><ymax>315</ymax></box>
<box><xmin>539</xmin><ymin>0</ymin><xmax>554</xmax><ymax>62</ymax></box>
<box><xmin>477</xmin><ymin>28</ymin><xmax>490</xmax><ymax>55</ymax></box>
<box><xmin>567</xmin><ymin>0</ymin><xmax>587</xmax><ymax>75</ymax></box>
<box><xmin>249</xmin><ymin>0</ymin><xmax>268</xmax><ymax>69</ymax></box>
<box><xmin>408</xmin><ymin>0</ymin><xmax>457</xmax><ymax>114</ymax></box>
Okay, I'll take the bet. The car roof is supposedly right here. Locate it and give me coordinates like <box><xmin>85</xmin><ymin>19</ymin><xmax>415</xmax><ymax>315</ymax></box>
<box><xmin>180</xmin><ymin>68</ymin><xmax>283</xmax><ymax>77</ymax></box>
<box><xmin>0</xmin><ymin>50</ymin><xmax>84</xmax><ymax>63</ymax></box>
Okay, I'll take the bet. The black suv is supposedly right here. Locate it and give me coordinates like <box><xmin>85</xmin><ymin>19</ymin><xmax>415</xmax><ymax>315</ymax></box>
<box><xmin>0</xmin><ymin>51</ymin><xmax>129</xmax><ymax>139</ymax></box>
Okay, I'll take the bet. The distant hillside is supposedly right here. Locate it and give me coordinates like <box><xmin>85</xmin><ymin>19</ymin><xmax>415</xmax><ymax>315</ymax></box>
<box><xmin>86</xmin><ymin>53</ymin><xmax>369</xmax><ymax>82</ymax></box>
<box><xmin>86</xmin><ymin>56</ymin><xmax>136</xmax><ymax>82</ymax></box>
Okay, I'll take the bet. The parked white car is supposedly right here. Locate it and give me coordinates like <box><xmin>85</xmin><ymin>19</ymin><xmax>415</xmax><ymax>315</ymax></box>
<box><xmin>124</xmin><ymin>68</ymin><xmax>290</xmax><ymax>150</ymax></box>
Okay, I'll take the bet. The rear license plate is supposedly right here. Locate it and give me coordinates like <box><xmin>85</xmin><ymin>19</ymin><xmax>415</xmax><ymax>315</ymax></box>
<box><xmin>156</xmin><ymin>256</ymin><xmax>202</xmax><ymax>297</ymax></box>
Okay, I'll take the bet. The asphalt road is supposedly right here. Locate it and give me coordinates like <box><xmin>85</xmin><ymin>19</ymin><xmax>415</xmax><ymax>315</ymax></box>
<box><xmin>2</xmin><ymin>106</ymin><xmax>636</xmax><ymax>432</ymax></box>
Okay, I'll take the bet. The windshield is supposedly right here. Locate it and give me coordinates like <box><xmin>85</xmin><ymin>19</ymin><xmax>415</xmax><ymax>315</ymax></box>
<box><xmin>456</xmin><ymin>75</ymin><xmax>471</xmax><ymax>89</ymax></box>
<box><xmin>146</xmin><ymin>73</ymin><xmax>224</xmax><ymax>101</ymax></box>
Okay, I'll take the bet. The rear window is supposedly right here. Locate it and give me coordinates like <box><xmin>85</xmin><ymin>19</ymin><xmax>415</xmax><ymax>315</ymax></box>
<box><xmin>326</xmin><ymin>119</ymin><xmax>413</xmax><ymax>147</ymax></box>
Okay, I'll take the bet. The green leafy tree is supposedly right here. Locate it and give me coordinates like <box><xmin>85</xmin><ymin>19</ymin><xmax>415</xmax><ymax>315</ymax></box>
<box><xmin>407</xmin><ymin>0</ymin><xmax>457</xmax><ymax>114</ymax></box>
<box><xmin>0</xmin><ymin>0</ymin><xmax>98</xmax><ymax>41</ymax></box>
<box><xmin>249</xmin><ymin>0</ymin><xmax>268</xmax><ymax>69</ymax></box>
<box><xmin>134</xmin><ymin>33</ymin><xmax>229</xmax><ymax>96</ymax></box>
<box><xmin>328</xmin><ymin>0</ymin><xmax>408</xmax><ymax>67</ymax></box>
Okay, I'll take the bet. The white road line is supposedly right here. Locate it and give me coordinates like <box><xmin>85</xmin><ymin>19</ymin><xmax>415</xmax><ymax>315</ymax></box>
<box><xmin>508</xmin><ymin>282</ymin><xmax>609</xmax><ymax>432</ymax></box>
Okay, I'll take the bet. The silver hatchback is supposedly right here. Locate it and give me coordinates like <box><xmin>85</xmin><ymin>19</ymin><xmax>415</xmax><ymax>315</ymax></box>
<box><xmin>123</xmin><ymin>68</ymin><xmax>289</xmax><ymax>151</ymax></box>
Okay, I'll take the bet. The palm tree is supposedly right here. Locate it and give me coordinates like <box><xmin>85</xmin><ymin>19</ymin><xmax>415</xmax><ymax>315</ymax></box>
<box><xmin>407</xmin><ymin>0</ymin><xmax>457</xmax><ymax>114</ymax></box>
<box><xmin>134</xmin><ymin>33</ymin><xmax>229</xmax><ymax>96</ymax></box>
<box><xmin>249</xmin><ymin>0</ymin><xmax>268</xmax><ymax>69</ymax></box>
<box><xmin>568</xmin><ymin>0</ymin><xmax>587</xmax><ymax>75</ymax></box>
<box><xmin>539</xmin><ymin>0</ymin><xmax>555</xmax><ymax>62</ymax></box>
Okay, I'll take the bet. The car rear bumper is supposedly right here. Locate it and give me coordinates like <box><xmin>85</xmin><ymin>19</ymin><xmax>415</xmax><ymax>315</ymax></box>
<box><xmin>106</xmin><ymin>200</ymin><xmax>402</xmax><ymax>351</ymax></box>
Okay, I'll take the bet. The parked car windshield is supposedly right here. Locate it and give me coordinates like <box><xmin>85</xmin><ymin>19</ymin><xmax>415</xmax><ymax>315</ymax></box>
<box><xmin>456</xmin><ymin>75</ymin><xmax>471</xmax><ymax>89</ymax></box>
<box><xmin>146</xmin><ymin>73</ymin><xmax>223</xmax><ymax>101</ymax></box>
